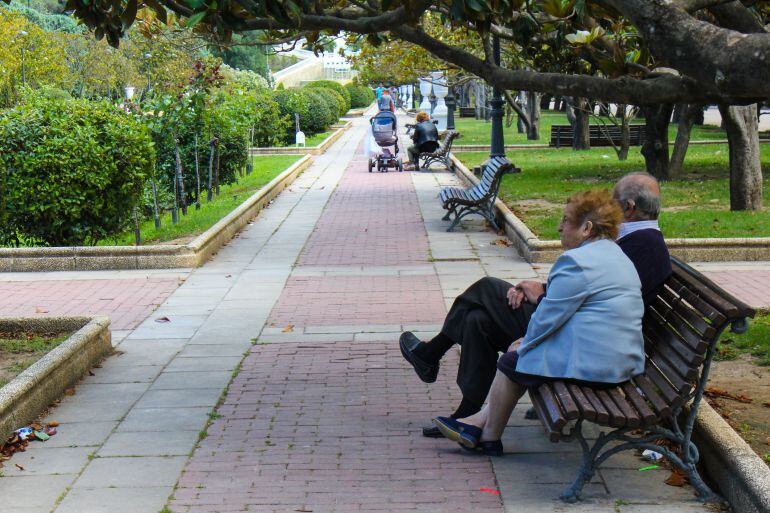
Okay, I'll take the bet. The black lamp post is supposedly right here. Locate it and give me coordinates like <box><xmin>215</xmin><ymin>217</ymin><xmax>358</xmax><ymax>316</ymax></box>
<box><xmin>445</xmin><ymin>81</ymin><xmax>456</xmax><ymax>131</ymax></box>
<box><xmin>489</xmin><ymin>35</ymin><xmax>505</xmax><ymax>158</ymax></box>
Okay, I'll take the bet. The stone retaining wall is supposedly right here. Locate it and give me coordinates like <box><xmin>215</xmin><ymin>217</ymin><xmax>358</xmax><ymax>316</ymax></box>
<box><xmin>449</xmin><ymin>155</ymin><xmax>770</xmax><ymax>263</ymax></box>
<box><xmin>0</xmin><ymin>317</ymin><xmax>111</xmax><ymax>439</ymax></box>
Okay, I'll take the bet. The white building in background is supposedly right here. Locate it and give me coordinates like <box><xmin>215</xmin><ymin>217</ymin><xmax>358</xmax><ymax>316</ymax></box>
<box><xmin>272</xmin><ymin>39</ymin><xmax>357</xmax><ymax>88</ymax></box>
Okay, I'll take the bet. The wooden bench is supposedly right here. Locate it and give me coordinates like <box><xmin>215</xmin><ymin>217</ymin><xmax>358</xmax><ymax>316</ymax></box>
<box><xmin>439</xmin><ymin>156</ymin><xmax>520</xmax><ymax>232</ymax></box>
<box><xmin>420</xmin><ymin>131</ymin><xmax>461</xmax><ymax>169</ymax></box>
<box><xmin>529</xmin><ymin>257</ymin><xmax>755</xmax><ymax>503</ymax></box>
<box><xmin>459</xmin><ymin>107</ymin><xmax>476</xmax><ymax>118</ymax></box>
<box><xmin>550</xmin><ymin>124</ymin><xmax>646</xmax><ymax>148</ymax></box>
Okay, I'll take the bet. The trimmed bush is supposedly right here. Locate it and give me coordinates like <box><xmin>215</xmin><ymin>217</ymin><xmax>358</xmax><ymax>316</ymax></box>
<box><xmin>304</xmin><ymin>80</ymin><xmax>351</xmax><ymax>113</ymax></box>
<box><xmin>0</xmin><ymin>97</ymin><xmax>152</xmax><ymax>246</ymax></box>
<box><xmin>310</xmin><ymin>87</ymin><xmax>346</xmax><ymax>118</ymax></box>
<box><xmin>345</xmin><ymin>83</ymin><xmax>374</xmax><ymax>109</ymax></box>
<box><xmin>301</xmin><ymin>89</ymin><xmax>336</xmax><ymax>134</ymax></box>
<box><xmin>275</xmin><ymin>88</ymin><xmax>311</xmax><ymax>139</ymax></box>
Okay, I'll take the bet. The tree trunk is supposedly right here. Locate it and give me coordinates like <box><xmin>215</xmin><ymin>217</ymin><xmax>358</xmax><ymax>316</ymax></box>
<box><xmin>641</xmin><ymin>104</ymin><xmax>673</xmax><ymax>180</ymax></box>
<box><xmin>207</xmin><ymin>140</ymin><xmax>215</xmax><ymax>202</ymax></box>
<box><xmin>618</xmin><ymin>104</ymin><xmax>630</xmax><ymax>161</ymax></box>
<box><xmin>669</xmin><ymin>103</ymin><xmax>702</xmax><ymax>179</ymax></box>
<box><xmin>151</xmin><ymin>180</ymin><xmax>161</xmax><ymax>228</ymax></box>
<box><xmin>214</xmin><ymin>140</ymin><xmax>221</xmax><ymax>196</ymax></box>
<box><xmin>516</xmin><ymin>92</ymin><xmax>526</xmax><ymax>133</ymax></box>
<box><xmin>174</xmin><ymin>143</ymin><xmax>187</xmax><ymax>216</ymax></box>
<box><xmin>526</xmin><ymin>91</ymin><xmax>541</xmax><ymax>141</ymax></box>
<box><xmin>570</xmin><ymin>97</ymin><xmax>590</xmax><ymax>150</ymax></box>
<box><xmin>718</xmin><ymin>104</ymin><xmax>763</xmax><ymax>211</ymax></box>
<box><xmin>540</xmin><ymin>94</ymin><xmax>551</xmax><ymax>110</ymax></box>
<box><xmin>194</xmin><ymin>134</ymin><xmax>201</xmax><ymax>210</ymax></box>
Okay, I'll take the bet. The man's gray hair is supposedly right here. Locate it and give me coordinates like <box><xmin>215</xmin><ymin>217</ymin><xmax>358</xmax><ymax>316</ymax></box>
<box><xmin>616</xmin><ymin>172</ymin><xmax>661</xmax><ymax>220</ymax></box>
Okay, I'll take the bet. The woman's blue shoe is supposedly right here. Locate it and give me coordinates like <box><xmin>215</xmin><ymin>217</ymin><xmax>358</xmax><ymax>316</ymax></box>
<box><xmin>432</xmin><ymin>416</ymin><xmax>481</xmax><ymax>448</ymax></box>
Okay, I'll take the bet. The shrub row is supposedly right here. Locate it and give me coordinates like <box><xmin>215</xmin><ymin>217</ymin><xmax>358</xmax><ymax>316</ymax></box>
<box><xmin>345</xmin><ymin>83</ymin><xmax>375</xmax><ymax>109</ymax></box>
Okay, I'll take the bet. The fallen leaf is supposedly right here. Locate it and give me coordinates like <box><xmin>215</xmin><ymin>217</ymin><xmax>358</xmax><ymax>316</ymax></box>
<box><xmin>531</xmin><ymin>265</ymin><xmax>541</xmax><ymax>269</ymax></box>
<box><xmin>763</xmin><ymin>402</ymin><xmax>770</xmax><ymax>408</ymax></box>
<box><xmin>64</xmin><ymin>388</ymin><xmax>76</xmax><ymax>396</ymax></box>
<box><xmin>155</xmin><ymin>316</ymin><xmax>171</xmax><ymax>323</ymax></box>
<box><xmin>492</xmin><ymin>238</ymin><xmax>512</xmax><ymax>247</ymax></box>
<box><xmin>282</xmin><ymin>324</ymin><xmax>294</xmax><ymax>333</ymax></box>
<box><xmin>35</xmin><ymin>306</ymin><xmax>48</xmax><ymax>313</ymax></box>
<box><xmin>15</xmin><ymin>463</ymin><xmax>24</xmax><ymax>471</ymax></box>
<box><xmin>88</xmin><ymin>370</ymin><xmax>95</xmax><ymax>376</ymax></box>
<box><xmin>47</xmin><ymin>421</ymin><xmax>59</xmax><ymax>427</ymax></box>
<box><xmin>225</xmin><ymin>274</ymin><xmax>232</xmax><ymax>278</ymax></box>
<box><xmin>705</xmin><ymin>387</ymin><xmax>752</xmax><ymax>403</ymax></box>
<box><xmin>664</xmin><ymin>469</ymin><xmax>686</xmax><ymax>487</ymax></box>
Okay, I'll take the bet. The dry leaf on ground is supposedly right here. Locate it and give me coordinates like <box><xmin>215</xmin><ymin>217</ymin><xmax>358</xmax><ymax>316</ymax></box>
<box><xmin>64</xmin><ymin>388</ymin><xmax>76</xmax><ymax>396</ymax></box>
<box><xmin>705</xmin><ymin>387</ymin><xmax>752</xmax><ymax>404</ymax></box>
<box><xmin>664</xmin><ymin>469</ymin><xmax>687</xmax><ymax>487</ymax></box>
<box><xmin>282</xmin><ymin>325</ymin><xmax>294</xmax><ymax>333</ymax></box>
<box><xmin>155</xmin><ymin>316</ymin><xmax>171</xmax><ymax>323</ymax></box>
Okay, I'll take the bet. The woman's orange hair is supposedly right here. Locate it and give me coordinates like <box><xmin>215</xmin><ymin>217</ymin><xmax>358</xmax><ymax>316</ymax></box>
<box><xmin>415</xmin><ymin>111</ymin><xmax>430</xmax><ymax>123</ymax></box>
<box><xmin>567</xmin><ymin>189</ymin><xmax>623</xmax><ymax>240</ymax></box>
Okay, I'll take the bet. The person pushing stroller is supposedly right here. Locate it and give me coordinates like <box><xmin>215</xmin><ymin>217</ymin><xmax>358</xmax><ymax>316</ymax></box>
<box><xmin>405</xmin><ymin>112</ymin><xmax>440</xmax><ymax>171</ymax></box>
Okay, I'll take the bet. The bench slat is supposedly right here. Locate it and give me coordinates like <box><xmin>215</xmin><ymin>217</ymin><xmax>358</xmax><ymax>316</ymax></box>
<box><xmin>531</xmin><ymin>387</ymin><xmax>565</xmax><ymax>442</ymax></box>
<box><xmin>566</xmin><ymin>383</ymin><xmax>597</xmax><ymax>422</ymax></box>
<box><xmin>536</xmin><ymin>384</ymin><xmax>569</xmax><ymax>431</ymax></box>
<box><xmin>608</xmin><ymin>388</ymin><xmax>641</xmax><ymax>428</ymax></box>
<box><xmin>671</xmin><ymin>263</ymin><xmax>740</xmax><ymax>318</ymax></box>
<box><xmin>552</xmin><ymin>382</ymin><xmax>580</xmax><ymax>420</ymax></box>
<box><xmin>665</xmin><ymin>277</ymin><xmax>726</xmax><ymax>325</ymax></box>
<box><xmin>648</xmin><ymin>301</ymin><xmax>710</xmax><ymax>354</ymax></box>
<box><xmin>581</xmin><ymin>387</ymin><xmax>610</xmax><ymax>423</ymax></box>
<box><xmin>595</xmin><ymin>389</ymin><xmax>626</xmax><ymax>427</ymax></box>
<box><xmin>632</xmin><ymin>375</ymin><xmax>672</xmax><ymax>418</ymax></box>
<box><xmin>644</xmin><ymin>320</ymin><xmax>703</xmax><ymax>370</ymax></box>
<box><xmin>657</xmin><ymin>287</ymin><xmax>716</xmax><ymax>339</ymax></box>
<box><xmin>645</xmin><ymin>364</ymin><xmax>686</xmax><ymax>409</ymax></box>
<box><xmin>621</xmin><ymin>381</ymin><xmax>658</xmax><ymax>425</ymax></box>
<box><xmin>646</xmin><ymin>344</ymin><xmax>692</xmax><ymax>394</ymax></box>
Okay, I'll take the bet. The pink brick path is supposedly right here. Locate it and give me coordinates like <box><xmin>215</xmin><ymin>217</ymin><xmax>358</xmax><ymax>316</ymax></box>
<box><xmin>171</xmin><ymin>134</ymin><xmax>502</xmax><ymax>512</ymax></box>
<box><xmin>169</xmin><ymin>343</ymin><xmax>503</xmax><ymax>513</ymax></box>
<box><xmin>0</xmin><ymin>278</ymin><xmax>179</xmax><ymax>330</ymax></box>
<box><xmin>267</xmin><ymin>275</ymin><xmax>445</xmax><ymax>327</ymax></box>
<box><xmin>703</xmin><ymin>270</ymin><xmax>770</xmax><ymax>311</ymax></box>
<box><xmin>298</xmin><ymin>160</ymin><xmax>430</xmax><ymax>267</ymax></box>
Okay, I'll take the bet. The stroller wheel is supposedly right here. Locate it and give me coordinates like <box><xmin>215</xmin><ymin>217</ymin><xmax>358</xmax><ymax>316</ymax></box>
<box><xmin>397</xmin><ymin>158</ymin><xmax>403</xmax><ymax>172</ymax></box>
<box><xmin>368</xmin><ymin>160</ymin><xmax>374</xmax><ymax>173</ymax></box>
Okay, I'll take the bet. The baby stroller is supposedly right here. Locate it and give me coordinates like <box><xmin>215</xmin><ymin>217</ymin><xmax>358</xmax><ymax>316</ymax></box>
<box><xmin>368</xmin><ymin>110</ymin><xmax>403</xmax><ymax>172</ymax></box>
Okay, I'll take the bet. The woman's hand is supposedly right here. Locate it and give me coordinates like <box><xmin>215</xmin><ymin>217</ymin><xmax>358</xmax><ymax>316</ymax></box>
<box><xmin>507</xmin><ymin>287</ymin><xmax>525</xmax><ymax>308</ymax></box>
<box><xmin>508</xmin><ymin>337</ymin><xmax>524</xmax><ymax>352</ymax></box>
<box><xmin>516</xmin><ymin>280</ymin><xmax>546</xmax><ymax>305</ymax></box>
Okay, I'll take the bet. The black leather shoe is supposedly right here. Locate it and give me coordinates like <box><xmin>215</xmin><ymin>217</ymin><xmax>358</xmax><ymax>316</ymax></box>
<box><xmin>399</xmin><ymin>332</ymin><xmax>439</xmax><ymax>383</ymax></box>
<box><xmin>422</xmin><ymin>425</ymin><xmax>445</xmax><ymax>438</ymax></box>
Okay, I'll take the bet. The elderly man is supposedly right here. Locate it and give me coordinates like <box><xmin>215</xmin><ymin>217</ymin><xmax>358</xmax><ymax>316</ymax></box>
<box><xmin>400</xmin><ymin>172</ymin><xmax>671</xmax><ymax>437</ymax></box>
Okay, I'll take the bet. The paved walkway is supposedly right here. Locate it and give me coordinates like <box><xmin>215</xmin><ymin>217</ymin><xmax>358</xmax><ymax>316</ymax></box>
<box><xmin>1</xmin><ymin>113</ymin><xmax>762</xmax><ymax>513</ymax></box>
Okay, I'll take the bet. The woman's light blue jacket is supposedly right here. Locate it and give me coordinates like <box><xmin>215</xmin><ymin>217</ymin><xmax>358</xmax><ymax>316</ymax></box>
<box><xmin>517</xmin><ymin>238</ymin><xmax>645</xmax><ymax>383</ymax></box>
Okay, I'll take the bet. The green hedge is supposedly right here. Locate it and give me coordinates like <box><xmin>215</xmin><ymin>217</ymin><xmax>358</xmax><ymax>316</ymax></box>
<box><xmin>304</xmin><ymin>80</ymin><xmax>351</xmax><ymax>113</ymax></box>
<box><xmin>345</xmin><ymin>83</ymin><xmax>374</xmax><ymax>109</ymax></box>
<box><xmin>0</xmin><ymin>96</ymin><xmax>152</xmax><ymax>246</ymax></box>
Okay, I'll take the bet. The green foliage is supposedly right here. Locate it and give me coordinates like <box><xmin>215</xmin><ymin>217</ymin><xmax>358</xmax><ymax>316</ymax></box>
<box><xmin>0</xmin><ymin>3</ymin><xmax>81</xmax><ymax>33</ymax></box>
<box><xmin>308</xmin><ymin>86</ymin><xmax>346</xmax><ymax>118</ymax></box>
<box><xmin>303</xmin><ymin>80</ymin><xmax>350</xmax><ymax>112</ymax></box>
<box><xmin>216</xmin><ymin>32</ymin><xmax>268</xmax><ymax>76</ymax></box>
<box><xmin>715</xmin><ymin>315</ymin><xmax>770</xmax><ymax>365</ymax></box>
<box><xmin>301</xmin><ymin>89</ymin><xmax>337</xmax><ymax>132</ymax></box>
<box><xmin>0</xmin><ymin>96</ymin><xmax>153</xmax><ymax>246</ymax></box>
<box><xmin>345</xmin><ymin>83</ymin><xmax>374</xmax><ymax>108</ymax></box>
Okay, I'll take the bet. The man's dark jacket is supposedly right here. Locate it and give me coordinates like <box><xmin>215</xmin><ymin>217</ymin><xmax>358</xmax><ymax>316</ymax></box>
<box><xmin>617</xmin><ymin>228</ymin><xmax>672</xmax><ymax>304</ymax></box>
<box><xmin>412</xmin><ymin>120</ymin><xmax>439</xmax><ymax>152</ymax></box>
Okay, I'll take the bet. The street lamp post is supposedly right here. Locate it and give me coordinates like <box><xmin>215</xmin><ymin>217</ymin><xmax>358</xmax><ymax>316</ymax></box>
<box><xmin>489</xmin><ymin>35</ymin><xmax>505</xmax><ymax>158</ymax></box>
<box><xmin>445</xmin><ymin>80</ymin><xmax>457</xmax><ymax>131</ymax></box>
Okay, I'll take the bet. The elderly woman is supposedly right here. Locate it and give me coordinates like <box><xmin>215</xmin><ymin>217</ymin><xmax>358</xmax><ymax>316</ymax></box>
<box><xmin>433</xmin><ymin>189</ymin><xmax>645</xmax><ymax>455</ymax></box>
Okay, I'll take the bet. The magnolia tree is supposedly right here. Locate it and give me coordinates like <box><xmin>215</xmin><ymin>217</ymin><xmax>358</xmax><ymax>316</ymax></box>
<box><xmin>35</xmin><ymin>0</ymin><xmax>770</xmax><ymax>209</ymax></box>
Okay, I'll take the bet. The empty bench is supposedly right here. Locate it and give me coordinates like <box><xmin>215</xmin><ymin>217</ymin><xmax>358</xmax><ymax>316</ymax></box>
<box><xmin>439</xmin><ymin>156</ymin><xmax>520</xmax><ymax>232</ymax></box>
<box><xmin>420</xmin><ymin>131</ymin><xmax>460</xmax><ymax>169</ymax></box>
<box><xmin>550</xmin><ymin>124</ymin><xmax>646</xmax><ymax>148</ymax></box>
<box><xmin>529</xmin><ymin>257</ymin><xmax>755</xmax><ymax>503</ymax></box>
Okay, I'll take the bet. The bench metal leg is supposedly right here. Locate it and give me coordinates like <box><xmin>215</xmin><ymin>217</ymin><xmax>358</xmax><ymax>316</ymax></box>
<box><xmin>445</xmin><ymin>204</ymin><xmax>499</xmax><ymax>232</ymax></box>
<box><xmin>559</xmin><ymin>421</ymin><xmax>724</xmax><ymax>504</ymax></box>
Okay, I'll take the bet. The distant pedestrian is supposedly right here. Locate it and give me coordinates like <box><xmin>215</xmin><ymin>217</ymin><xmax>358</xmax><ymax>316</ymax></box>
<box><xmin>378</xmin><ymin>89</ymin><xmax>395</xmax><ymax>112</ymax></box>
<box><xmin>375</xmin><ymin>83</ymin><xmax>384</xmax><ymax>100</ymax></box>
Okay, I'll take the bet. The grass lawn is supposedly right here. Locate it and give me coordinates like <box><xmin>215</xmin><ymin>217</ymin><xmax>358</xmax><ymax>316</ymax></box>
<box><xmin>0</xmin><ymin>332</ymin><xmax>70</xmax><ymax>388</ymax></box>
<box><xmin>452</xmin><ymin>110</ymin><xmax>729</xmax><ymax>146</ymax></box>
<box><xmin>104</xmin><ymin>155</ymin><xmax>302</xmax><ymax>245</ymax></box>
<box><xmin>456</xmin><ymin>144</ymin><xmax>770</xmax><ymax>239</ymax></box>
<box><xmin>273</xmin><ymin>130</ymin><xmax>334</xmax><ymax>148</ymax></box>
<box><xmin>715</xmin><ymin>314</ymin><xmax>770</xmax><ymax>365</ymax></box>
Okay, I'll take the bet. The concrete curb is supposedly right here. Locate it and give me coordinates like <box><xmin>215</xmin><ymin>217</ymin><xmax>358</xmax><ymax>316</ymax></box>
<box><xmin>449</xmin><ymin>155</ymin><xmax>770</xmax><ymax>263</ymax></box>
<box><xmin>689</xmin><ymin>401</ymin><xmax>770</xmax><ymax>513</ymax></box>
<box><xmin>249</xmin><ymin>121</ymin><xmax>352</xmax><ymax>155</ymax></box>
<box><xmin>0</xmin><ymin>155</ymin><xmax>313</xmax><ymax>272</ymax></box>
<box><xmin>0</xmin><ymin>316</ymin><xmax>112</xmax><ymax>439</ymax></box>
<box><xmin>452</xmin><ymin>138</ymin><xmax>770</xmax><ymax>153</ymax></box>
